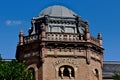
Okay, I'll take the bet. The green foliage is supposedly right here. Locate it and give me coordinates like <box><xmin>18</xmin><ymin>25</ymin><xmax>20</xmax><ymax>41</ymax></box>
<box><xmin>113</xmin><ymin>71</ymin><xmax>120</xmax><ymax>80</ymax></box>
<box><xmin>0</xmin><ymin>60</ymin><xmax>33</xmax><ymax>80</ymax></box>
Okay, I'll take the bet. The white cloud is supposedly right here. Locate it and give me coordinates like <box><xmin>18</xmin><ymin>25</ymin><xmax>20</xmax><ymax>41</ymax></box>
<box><xmin>6</xmin><ymin>20</ymin><xmax>12</xmax><ymax>25</ymax></box>
<box><xmin>5</xmin><ymin>20</ymin><xmax>22</xmax><ymax>26</ymax></box>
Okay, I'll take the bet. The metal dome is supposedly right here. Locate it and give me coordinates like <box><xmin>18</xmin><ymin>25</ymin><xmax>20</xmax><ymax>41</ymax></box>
<box><xmin>39</xmin><ymin>5</ymin><xmax>76</xmax><ymax>18</ymax></box>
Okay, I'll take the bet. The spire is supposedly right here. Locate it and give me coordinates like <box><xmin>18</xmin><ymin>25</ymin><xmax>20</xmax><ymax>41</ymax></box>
<box><xmin>97</xmin><ymin>33</ymin><xmax>102</xmax><ymax>47</ymax></box>
<box><xmin>19</xmin><ymin>30</ymin><xmax>24</xmax><ymax>45</ymax></box>
<box><xmin>85</xmin><ymin>22</ymin><xmax>90</xmax><ymax>41</ymax></box>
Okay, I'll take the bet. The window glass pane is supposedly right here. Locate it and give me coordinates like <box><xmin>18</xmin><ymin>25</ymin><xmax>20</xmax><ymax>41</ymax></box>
<box><xmin>52</xmin><ymin>27</ymin><xmax>60</xmax><ymax>32</ymax></box>
<box><xmin>65</xmin><ymin>27</ymin><xmax>74</xmax><ymax>33</ymax></box>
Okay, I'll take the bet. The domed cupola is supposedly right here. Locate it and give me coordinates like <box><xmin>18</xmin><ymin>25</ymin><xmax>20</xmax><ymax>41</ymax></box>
<box><xmin>39</xmin><ymin>5</ymin><xmax>76</xmax><ymax>18</ymax></box>
<box><xmin>29</xmin><ymin>5</ymin><xmax>87</xmax><ymax>35</ymax></box>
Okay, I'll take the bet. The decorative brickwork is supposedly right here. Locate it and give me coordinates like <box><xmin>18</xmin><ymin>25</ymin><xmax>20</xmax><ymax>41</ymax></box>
<box><xmin>16</xmin><ymin>5</ymin><xmax>104</xmax><ymax>80</ymax></box>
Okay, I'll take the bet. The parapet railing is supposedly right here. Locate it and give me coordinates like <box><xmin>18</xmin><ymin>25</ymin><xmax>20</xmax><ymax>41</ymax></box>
<box><xmin>24</xmin><ymin>34</ymin><xmax>39</xmax><ymax>44</ymax></box>
<box><xmin>46</xmin><ymin>32</ymin><xmax>84</xmax><ymax>41</ymax></box>
<box><xmin>23</xmin><ymin>32</ymin><xmax>99</xmax><ymax>46</ymax></box>
<box><xmin>90</xmin><ymin>36</ymin><xmax>99</xmax><ymax>46</ymax></box>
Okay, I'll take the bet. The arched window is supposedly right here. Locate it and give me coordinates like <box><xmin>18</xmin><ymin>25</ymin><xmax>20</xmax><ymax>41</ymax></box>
<box><xmin>29</xmin><ymin>68</ymin><xmax>35</xmax><ymax>80</ymax></box>
<box><xmin>94</xmin><ymin>69</ymin><xmax>99</xmax><ymax>80</ymax></box>
<box><xmin>59</xmin><ymin>65</ymin><xmax>74</xmax><ymax>79</ymax></box>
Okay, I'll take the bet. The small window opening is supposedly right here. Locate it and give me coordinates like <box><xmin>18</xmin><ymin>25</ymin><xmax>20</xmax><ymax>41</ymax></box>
<box><xmin>59</xmin><ymin>65</ymin><xmax>74</xmax><ymax>79</ymax></box>
<box><xmin>94</xmin><ymin>68</ymin><xmax>99</xmax><ymax>80</ymax></box>
<box><xmin>95</xmin><ymin>69</ymin><xmax>99</xmax><ymax>77</ymax></box>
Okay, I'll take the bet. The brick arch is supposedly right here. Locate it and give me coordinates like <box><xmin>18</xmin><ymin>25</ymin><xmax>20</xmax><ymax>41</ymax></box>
<box><xmin>90</xmin><ymin>67</ymin><xmax>100</xmax><ymax>80</ymax></box>
<box><xmin>27</xmin><ymin>64</ymin><xmax>38</xmax><ymax>80</ymax></box>
<box><xmin>57</xmin><ymin>63</ymin><xmax>76</xmax><ymax>68</ymax></box>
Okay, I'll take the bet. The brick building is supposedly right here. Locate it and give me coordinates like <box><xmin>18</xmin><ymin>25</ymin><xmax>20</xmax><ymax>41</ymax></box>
<box><xmin>16</xmin><ymin>5</ymin><xmax>104</xmax><ymax>80</ymax></box>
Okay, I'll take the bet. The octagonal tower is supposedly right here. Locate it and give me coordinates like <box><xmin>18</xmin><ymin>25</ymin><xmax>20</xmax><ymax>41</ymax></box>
<box><xmin>16</xmin><ymin>5</ymin><xmax>104</xmax><ymax>80</ymax></box>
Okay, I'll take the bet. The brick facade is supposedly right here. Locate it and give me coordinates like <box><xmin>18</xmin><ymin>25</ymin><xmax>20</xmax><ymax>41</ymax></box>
<box><xmin>16</xmin><ymin>5</ymin><xmax>104</xmax><ymax>80</ymax></box>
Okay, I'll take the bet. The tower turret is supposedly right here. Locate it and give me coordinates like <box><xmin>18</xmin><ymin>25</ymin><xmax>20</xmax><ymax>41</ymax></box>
<box><xmin>16</xmin><ymin>5</ymin><xmax>104</xmax><ymax>80</ymax></box>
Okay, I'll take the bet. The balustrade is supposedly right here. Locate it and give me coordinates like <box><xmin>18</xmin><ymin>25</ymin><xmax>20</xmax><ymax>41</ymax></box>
<box><xmin>90</xmin><ymin>36</ymin><xmax>99</xmax><ymax>45</ymax></box>
<box><xmin>23</xmin><ymin>32</ymin><xmax>100</xmax><ymax>46</ymax></box>
<box><xmin>46</xmin><ymin>32</ymin><xmax>83</xmax><ymax>41</ymax></box>
<box><xmin>24</xmin><ymin>34</ymin><xmax>39</xmax><ymax>44</ymax></box>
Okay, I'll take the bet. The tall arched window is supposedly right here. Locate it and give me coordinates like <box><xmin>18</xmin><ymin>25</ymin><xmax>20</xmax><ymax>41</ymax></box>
<box><xmin>94</xmin><ymin>69</ymin><xmax>99</xmax><ymax>80</ymax></box>
<box><xmin>59</xmin><ymin>65</ymin><xmax>74</xmax><ymax>79</ymax></box>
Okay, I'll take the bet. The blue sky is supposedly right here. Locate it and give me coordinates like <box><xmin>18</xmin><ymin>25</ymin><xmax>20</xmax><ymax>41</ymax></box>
<box><xmin>0</xmin><ymin>0</ymin><xmax>120</xmax><ymax>61</ymax></box>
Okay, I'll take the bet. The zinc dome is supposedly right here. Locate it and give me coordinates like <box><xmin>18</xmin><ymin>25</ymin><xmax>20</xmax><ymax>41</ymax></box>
<box><xmin>39</xmin><ymin>5</ymin><xmax>76</xmax><ymax>18</ymax></box>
